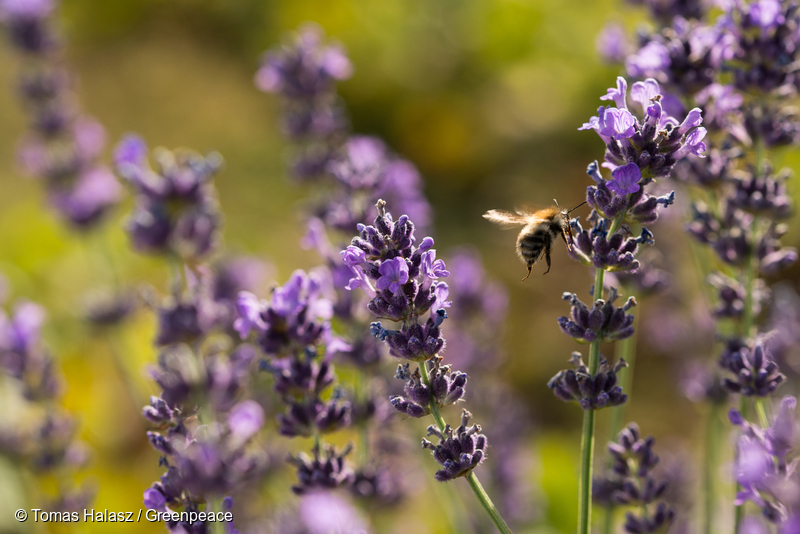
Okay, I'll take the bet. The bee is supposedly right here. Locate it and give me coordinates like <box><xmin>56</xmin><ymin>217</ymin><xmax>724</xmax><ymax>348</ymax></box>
<box><xmin>483</xmin><ymin>200</ymin><xmax>586</xmax><ymax>281</ymax></box>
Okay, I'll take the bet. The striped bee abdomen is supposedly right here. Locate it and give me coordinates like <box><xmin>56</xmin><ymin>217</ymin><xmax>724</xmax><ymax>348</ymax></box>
<box><xmin>516</xmin><ymin>228</ymin><xmax>552</xmax><ymax>266</ymax></box>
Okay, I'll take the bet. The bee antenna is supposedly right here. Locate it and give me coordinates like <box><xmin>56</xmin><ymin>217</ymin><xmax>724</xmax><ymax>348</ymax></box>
<box><xmin>567</xmin><ymin>201</ymin><xmax>587</xmax><ymax>214</ymax></box>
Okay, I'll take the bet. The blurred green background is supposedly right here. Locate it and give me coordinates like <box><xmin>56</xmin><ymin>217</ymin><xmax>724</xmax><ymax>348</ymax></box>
<box><xmin>1</xmin><ymin>0</ymin><xmax>800</xmax><ymax>532</ymax></box>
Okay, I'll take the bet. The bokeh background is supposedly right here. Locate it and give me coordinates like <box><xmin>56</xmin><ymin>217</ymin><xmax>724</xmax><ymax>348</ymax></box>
<box><xmin>1</xmin><ymin>0</ymin><xmax>800</xmax><ymax>532</ymax></box>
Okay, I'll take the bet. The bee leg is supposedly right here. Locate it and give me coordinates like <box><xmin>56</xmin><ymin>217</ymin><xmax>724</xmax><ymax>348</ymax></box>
<box><xmin>543</xmin><ymin>244</ymin><xmax>552</xmax><ymax>275</ymax></box>
<box><xmin>560</xmin><ymin>227</ymin><xmax>573</xmax><ymax>251</ymax></box>
<box><xmin>521</xmin><ymin>264</ymin><xmax>532</xmax><ymax>282</ymax></box>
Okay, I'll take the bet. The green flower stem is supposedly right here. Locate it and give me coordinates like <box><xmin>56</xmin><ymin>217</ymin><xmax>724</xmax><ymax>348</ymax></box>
<box><xmin>755</xmin><ymin>399</ymin><xmax>770</xmax><ymax>429</ymax></box>
<box><xmin>418</xmin><ymin>362</ymin><xmax>513</xmax><ymax>534</ymax></box>
<box><xmin>704</xmin><ymin>402</ymin><xmax>723</xmax><ymax>534</ymax></box>
<box><xmin>603</xmin><ymin>505</ymin><xmax>615</xmax><ymax>534</ymax></box>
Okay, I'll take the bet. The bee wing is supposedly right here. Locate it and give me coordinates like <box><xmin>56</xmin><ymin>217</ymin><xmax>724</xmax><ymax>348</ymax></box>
<box><xmin>483</xmin><ymin>209</ymin><xmax>529</xmax><ymax>228</ymax></box>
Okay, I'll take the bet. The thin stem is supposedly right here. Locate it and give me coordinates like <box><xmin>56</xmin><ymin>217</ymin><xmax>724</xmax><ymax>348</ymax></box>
<box><xmin>418</xmin><ymin>360</ymin><xmax>513</xmax><ymax>534</ymax></box>
<box><xmin>704</xmin><ymin>403</ymin><xmax>722</xmax><ymax>534</ymax></box>
<box><xmin>466</xmin><ymin>472</ymin><xmax>512</xmax><ymax>534</ymax></box>
<box><xmin>755</xmin><ymin>398</ymin><xmax>770</xmax><ymax>429</ymax></box>
<box><xmin>579</xmin><ymin>265</ymin><xmax>607</xmax><ymax>534</ymax></box>
<box><xmin>604</xmin><ymin>505</ymin><xmax>615</xmax><ymax>534</ymax></box>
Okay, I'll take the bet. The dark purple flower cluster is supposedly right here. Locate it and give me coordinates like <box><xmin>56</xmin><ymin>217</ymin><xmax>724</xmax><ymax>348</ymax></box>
<box><xmin>729</xmin><ymin>396</ymin><xmax>799</xmax><ymax>524</ymax></box>
<box><xmin>558</xmin><ymin>287</ymin><xmax>637</xmax><ymax>344</ymax></box>
<box><xmin>152</xmin><ymin>267</ymin><xmax>231</xmax><ymax>347</ymax></box>
<box><xmin>723</xmin><ymin>0</ymin><xmax>800</xmax><ymax>94</ymax></box>
<box><xmin>316</xmin><ymin>136</ymin><xmax>432</xmax><ymax>233</ymax></box>
<box><xmin>548</xmin><ymin>352</ymin><xmax>628</xmax><ymax>410</ymax></box>
<box><xmin>727</xmin><ymin>163</ymin><xmax>793</xmax><ymax>220</ymax></box>
<box><xmin>720</xmin><ymin>341</ymin><xmax>786</xmax><ymax>397</ymax></box>
<box><xmin>113</xmin><ymin>135</ymin><xmax>222</xmax><ymax>262</ymax></box>
<box><xmin>390</xmin><ymin>358</ymin><xmax>467</xmax><ymax>418</ymax></box>
<box><xmin>343</xmin><ymin>203</ymin><xmax>497</xmax><ymax>486</ymax></box>
<box><xmin>569</xmin><ymin>211</ymin><xmax>654</xmax><ymax>272</ymax></box>
<box><xmin>143</xmin><ymin>400</ymin><xmax>267</xmax><ymax>527</ymax></box>
<box><xmin>708</xmin><ymin>273</ymin><xmax>769</xmax><ymax>319</ymax></box>
<box><xmin>585</xmin><ymin>161</ymin><xmax>676</xmax><ymax>224</ymax></box>
<box><xmin>149</xmin><ymin>343</ymin><xmax>257</xmax><ymax>412</ymax></box>
<box><xmin>287</xmin><ymin>443</ymin><xmax>354</xmax><ymax>495</ymax></box>
<box><xmin>422</xmin><ymin>410</ymin><xmax>487</xmax><ymax>482</ymax></box>
<box><xmin>686</xmin><ymin>200</ymin><xmax>798</xmax><ymax>273</ymax></box>
<box><xmin>268</xmin><ymin>350</ymin><xmax>351</xmax><ymax>438</ymax></box>
<box><xmin>596</xmin><ymin>424</ymin><xmax>676</xmax><ymax>533</ymax></box>
<box><xmin>0</xmin><ymin>0</ymin><xmax>122</xmax><ymax>228</ymax></box>
<box><xmin>626</xmin><ymin>17</ymin><xmax>732</xmax><ymax>94</ymax></box>
<box><xmin>579</xmin><ymin>77</ymin><xmax>707</xmax><ymax>179</ymax></box>
<box><xmin>234</xmin><ymin>268</ymin><xmax>356</xmax><ymax>492</ymax></box>
<box><xmin>342</xmin><ymin>201</ymin><xmax>449</xmax><ymax>361</ymax></box>
<box><xmin>235</xmin><ymin>269</ymin><xmax>340</xmax><ymax>357</ymax></box>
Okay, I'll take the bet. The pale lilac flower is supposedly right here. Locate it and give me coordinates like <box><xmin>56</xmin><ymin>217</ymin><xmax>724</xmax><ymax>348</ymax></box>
<box><xmin>233</xmin><ymin>292</ymin><xmax>267</xmax><ymax>339</ymax></box>
<box><xmin>376</xmin><ymin>257</ymin><xmax>409</xmax><ymax>294</ymax></box>
<box><xmin>630</xmin><ymin>79</ymin><xmax>662</xmax><ymax>113</ymax></box>
<box><xmin>421</xmin><ymin>250</ymin><xmax>450</xmax><ymax>281</ymax></box>
<box><xmin>601</xmin><ymin>76</ymin><xmax>629</xmax><ymax>109</ymax></box>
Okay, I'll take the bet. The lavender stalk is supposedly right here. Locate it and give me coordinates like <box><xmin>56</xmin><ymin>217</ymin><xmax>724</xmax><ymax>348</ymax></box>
<box><xmin>548</xmin><ymin>74</ymin><xmax>704</xmax><ymax>534</ymax></box>
<box><xmin>342</xmin><ymin>200</ymin><xmax>513</xmax><ymax>534</ymax></box>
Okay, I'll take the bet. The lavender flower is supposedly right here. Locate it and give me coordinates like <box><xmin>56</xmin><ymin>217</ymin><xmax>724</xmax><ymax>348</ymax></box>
<box><xmin>580</xmin><ymin>77</ymin><xmax>706</xmax><ymax>178</ymax></box>
<box><xmin>390</xmin><ymin>358</ymin><xmax>467</xmax><ymax>418</ymax></box>
<box><xmin>548</xmin><ymin>352</ymin><xmax>628</xmax><ymax>410</ymax></box>
<box><xmin>114</xmin><ymin>135</ymin><xmax>222</xmax><ymax>261</ymax></box>
<box><xmin>559</xmin><ymin>287</ymin><xmax>637</xmax><ymax>343</ymax></box>
<box><xmin>343</xmin><ymin>201</ymin><xmax>449</xmax><ymax>361</ymax></box>
<box><xmin>255</xmin><ymin>24</ymin><xmax>351</xmax><ymax>140</ymax></box>
<box><xmin>601</xmin><ymin>423</ymin><xmax>676</xmax><ymax>533</ymax></box>
<box><xmin>288</xmin><ymin>443</ymin><xmax>354</xmax><ymax>494</ymax></box>
<box><xmin>720</xmin><ymin>341</ymin><xmax>786</xmax><ymax>397</ymax></box>
<box><xmin>234</xmin><ymin>269</ymin><xmax>343</xmax><ymax>357</ymax></box>
<box><xmin>422</xmin><ymin>410</ymin><xmax>487</xmax><ymax>482</ymax></box>
<box><xmin>729</xmin><ymin>396</ymin><xmax>799</xmax><ymax>523</ymax></box>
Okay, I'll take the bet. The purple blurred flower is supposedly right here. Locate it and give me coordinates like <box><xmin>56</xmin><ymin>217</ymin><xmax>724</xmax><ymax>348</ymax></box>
<box><xmin>626</xmin><ymin>41</ymin><xmax>671</xmax><ymax>79</ymax></box>
<box><xmin>597</xmin><ymin>23</ymin><xmax>632</xmax><ymax>63</ymax></box>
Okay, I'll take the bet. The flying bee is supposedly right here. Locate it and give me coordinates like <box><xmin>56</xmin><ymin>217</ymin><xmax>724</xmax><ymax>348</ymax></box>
<box><xmin>483</xmin><ymin>200</ymin><xmax>587</xmax><ymax>281</ymax></box>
